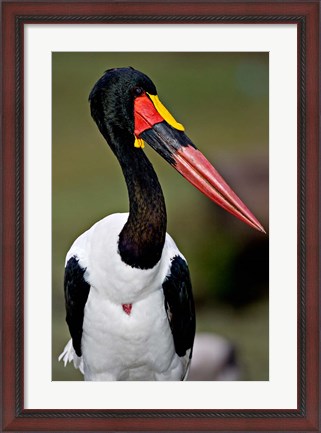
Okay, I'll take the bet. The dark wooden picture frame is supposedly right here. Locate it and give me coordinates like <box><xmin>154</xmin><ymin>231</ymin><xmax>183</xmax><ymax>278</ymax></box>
<box><xmin>1</xmin><ymin>1</ymin><xmax>320</xmax><ymax>431</ymax></box>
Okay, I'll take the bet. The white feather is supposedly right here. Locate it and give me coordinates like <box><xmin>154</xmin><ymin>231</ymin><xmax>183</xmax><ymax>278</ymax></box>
<box><xmin>60</xmin><ymin>213</ymin><xmax>190</xmax><ymax>381</ymax></box>
<box><xmin>58</xmin><ymin>339</ymin><xmax>84</xmax><ymax>374</ymax></box>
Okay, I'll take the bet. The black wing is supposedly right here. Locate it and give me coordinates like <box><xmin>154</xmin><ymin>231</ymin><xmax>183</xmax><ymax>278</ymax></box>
<box><xmin>162</xmin><ymin>255</ymin><xmax>196</xmax><ymax>358</ymax></box>
<box><xmin>64</xmin><ymin>255</ymin><xmax>91</xmax><ymax>357</ymax></box>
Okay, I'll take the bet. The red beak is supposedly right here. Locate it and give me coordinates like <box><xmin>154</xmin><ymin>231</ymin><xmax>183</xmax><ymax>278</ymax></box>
<box><xmin>135</xmin><ymin>93</ymin><xmax>265</xmax><ymax>233</ymax></box>
<box><xmin>173</xmin><ymin>145</ymin><xmax>265</xmax><ymax>232</ymax></box>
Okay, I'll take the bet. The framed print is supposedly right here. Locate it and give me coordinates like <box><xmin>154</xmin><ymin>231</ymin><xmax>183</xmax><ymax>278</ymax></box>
<box><xmin>1</xmin><ymin>1</ymin><xmax>320</xmax><ymax>432</ymax></box>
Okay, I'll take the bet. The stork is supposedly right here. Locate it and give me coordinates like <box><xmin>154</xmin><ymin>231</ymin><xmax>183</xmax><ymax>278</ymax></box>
<box><xmin>59</xmin><ymin>67</ymin><xmax>265</xmax><ymax>381</ymax></box>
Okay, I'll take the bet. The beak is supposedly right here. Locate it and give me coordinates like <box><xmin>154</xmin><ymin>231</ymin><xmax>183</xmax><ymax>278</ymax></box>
<box><xmin>134</xmin><ymin>93</ymin><xmax>265</xmax><ymax>233</ymax></box>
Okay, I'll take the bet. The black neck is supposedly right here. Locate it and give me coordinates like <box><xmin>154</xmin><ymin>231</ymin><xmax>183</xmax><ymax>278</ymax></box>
<box><xmin>109</xmin><ymin>131</ymin><xmax>167</xmax><ymax>269</ymax></box>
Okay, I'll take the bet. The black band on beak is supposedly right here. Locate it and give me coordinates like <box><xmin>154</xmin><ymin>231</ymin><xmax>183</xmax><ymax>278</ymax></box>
<box><xmin>140</xmin><ymin>121</ymin><xmax>196</xmax><ymax>165</ymax></box>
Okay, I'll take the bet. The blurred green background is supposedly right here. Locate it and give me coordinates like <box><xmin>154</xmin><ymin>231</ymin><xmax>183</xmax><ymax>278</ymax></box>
<box><xmin>52</xmin><ymin>52</ymin><xmax>269</xmax><ymax>381</ymax></box>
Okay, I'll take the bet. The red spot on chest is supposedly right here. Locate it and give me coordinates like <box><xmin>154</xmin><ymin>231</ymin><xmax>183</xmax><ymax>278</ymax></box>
<box><xmin>122</xmin><ymin>303</ymin><xmax>132</xmax><ymax>315</ymax></box>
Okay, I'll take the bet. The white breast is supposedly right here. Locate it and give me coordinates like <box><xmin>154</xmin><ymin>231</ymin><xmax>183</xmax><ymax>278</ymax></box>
<box><xmin>67</xmin><ymin>213</ymin><xmax>179</xmax><ymax>303</ymax></box>
<box><xmin>64</xmin><ymin>212</ymin><xmax>188</xmax><ymax>380</ymax></box>
<box><xmin>82</xmin><ymin>288</ymin><xmax>183</xmax><ymax>380</ymax></box>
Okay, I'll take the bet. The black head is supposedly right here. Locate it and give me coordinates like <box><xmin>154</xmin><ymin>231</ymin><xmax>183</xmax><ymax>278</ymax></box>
<box><xmin>89</xmin><ymin>67</ymin><xmax>157</xmax><ymax>146</ymax></box>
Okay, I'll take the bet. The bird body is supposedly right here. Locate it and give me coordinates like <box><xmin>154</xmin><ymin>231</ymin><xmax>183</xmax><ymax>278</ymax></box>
<box><xmin>59</xmin><ymin>67</ymin><xmax>264</xmax><ymax>381</ymax></box>
<box><xmin>60</xmin><ymin>213</ymin><xmax>192</xmax><ymax>380</ymax></box>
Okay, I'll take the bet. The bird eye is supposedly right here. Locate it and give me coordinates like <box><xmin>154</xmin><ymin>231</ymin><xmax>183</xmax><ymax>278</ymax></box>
<box><xmin>133</xmin><ymin>87</ymin><xmax>144</xmax><ymax>97</ymax></box>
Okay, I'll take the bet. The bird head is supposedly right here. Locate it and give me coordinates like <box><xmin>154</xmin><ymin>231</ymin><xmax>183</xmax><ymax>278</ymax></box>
<box><xmin>89</xmin><ymin>67</ymin><xmax>265</xmax><ymax>233</ymax></box>
<box><xmin>89</xmin><ymin>67</ymin><xmax>156</xmax><ymax>141</ymax></box>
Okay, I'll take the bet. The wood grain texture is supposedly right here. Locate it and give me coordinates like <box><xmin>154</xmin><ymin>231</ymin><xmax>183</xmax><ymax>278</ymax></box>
<box><xmin>1</xmin><ymin>1</ymin><xmax>319</xmax><ymax>432</ymax></box>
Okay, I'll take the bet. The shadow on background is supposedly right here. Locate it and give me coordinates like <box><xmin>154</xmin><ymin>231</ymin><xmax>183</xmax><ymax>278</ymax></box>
<box><xmin>52</xmin><ymin>52</ymin><xmax>269</xmax><ymax>381</ymax></box>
